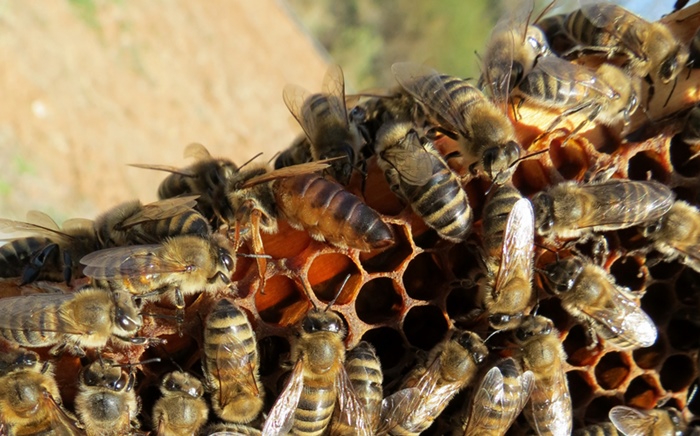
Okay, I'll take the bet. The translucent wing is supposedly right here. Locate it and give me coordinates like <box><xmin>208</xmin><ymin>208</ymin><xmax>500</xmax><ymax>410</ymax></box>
<box><xmin>283</xmin><ymin>83</ymin><xmax>318</xmax><ymax>144</ymax></box>
<box><xmin>0</xmin><ymin>293</ymin><xmax>87</xmax><ymax>337</ymax></box>
<box><xmin>533</xmin><ymin>56</ymin><xmax>616</xmax><ymax>99</ymax></box>
<box><xmin>494</xmin><ymin>198</ymin><xmax>534</xmax><ymax>298</ymax></box>
<box><xmin>128</xmin><ymin>163</ymin><xmax>197</xmax><ymax>177</ymax></box>
<box><xmin>79</xmin><ymin>245</ymin><xmax>188</xmax><ymax>279</ymax></box>
<box><xmin>579</xmin><ymin>284</ymin><xmax>657</xmax><ymax>348</ymax></box>
<box><xmin>117</xmin><ymin>196</ymin><xmax>200</xmax><ymax>230</ymax></box>
<box><xmin>26</xmin><ymin>211</ymin><xmax>61</xmax><ymax>231</ymax></box>
<box><xmin>212</xmin><ymin>338</ymin><xmax>261</xmax><ymax>407</ymax></box>
<box><xmin>61</xmin><ymin>218</ymin><xmax>95</xmax><ymax>232</ymax></box>
<box><xmin>578</xmin><ymin>0</ymin><xmax>647</xmax><ymax>58</ymax></box>
<box><xmin>44</xmin><ymin>390</ymin><xmax>86</xmax><ymax>435</ymax></box>
<box><xmin>184</xmin><ymin>142</ymin><xmax>213</xmax><ymax>160</ymax></box>
<box><xmin>391</xmin><ymin>62</ymin><xmax>469</xmax><ymax>137</ymax></box>
<box><xmin>262</xmin><ymin>359</ymin><xmax>305</xmax><ymax>436</ymax></box>
<box><xmin>322</xmin><ymin>64</ymin><xmax>350</xmax><ymax>128</ymax></box>
<box><xmin>381</xmin><ymin>137</ymin><xmax>434</xmax><ymax>186</ymax></box>
<box><xmin>376</xmin><ymin>387</ymin><xmax>422</xmax><ymax>435</ymax></box>
<box><xmin>528</xmin><ymin>369</ymin><xmax>572</xmax><ymax>435</ymax></box>
<box><xmin>465</xmin><ymin>361</ymin><xmax>534</xmax><ymax>435</ymax></box>
<box><xmin>334</xmin><ymin>368</ymin><xmax>372</xmax><ymax>436</ymax></box>
<box><xmin>240</xmin><ymin>160</ymin><xmax>333</xmax><ymax>189</ymax></box>
<box><xmin>0</xmin><ymin>217</ymin><xmax>77</xmax><ymax>244</ymax></box>
<box><xmin>609</xmin><ymin>405</ymin><xmax>657</xmax><ymax>436</ymax></box>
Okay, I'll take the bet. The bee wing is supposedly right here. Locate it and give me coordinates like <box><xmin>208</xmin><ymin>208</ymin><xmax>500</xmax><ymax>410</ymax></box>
<box><xmin>494</xmin><ymin>198</ymin><xmax>534</xmax><ymax>297</ymax></box>
<box><xmin>183</xmin><ymin>142</ymin><xmax>213</xmax><ymax>160</ymax></box>
<box><xmin>609</xmin><ymin>406</ymin><xmax>657</xmax><ymax>436</ymax></box>
<box><xmin>580</xmin><ymin>285</ymin><xmax>657</xmax><ymax>348</ymax></box>
<box><xmin>117</xmin><ymin>196</ymin><xmax>200</xmax><ymax>230</ymax></box>
<box><xmin>528</xmin><ymin>370</ymin><xmax>572</xmax><ymax>436</ymax></box>
<box><xmin>261</xmin><ymin>359</ymin><xmax>305</xmax><ymax>436</ymax></box>
<box><xmin>333</xmin><ymin>368</ymin><xmax>372</xmax><ymax>436</ymax></box>
<box><xmin>0</xmin><ymin>217</ymin><xmax>77</xmax><ymax>244</ymax></box>
<box><xmin>577</xmin><ymin>0</ymin><xmax>646</xmax><ymax>58</ymax></box>
<box><xmin>283</xmin><ymin>83</ymin><xmax>318</xmax><ymax>143</ymax></box>
<box><xmin>376</xmin><ymin>387</ymin><xmax>423</xmax><ymax>434</ymax></box>
<box><xmin>0</xmin><ymin>294</ymin><xmax>91</xmax><ymax>337</ymax></box>
<box><xmin>79</xmin><ymin>245</ymin><xmax>188</xmax><ymax>279</ymax></box>
<box><xmin>381</xmin><ymin>140</ymin><xmax>434</xmax><ymax>186</ymax></box>
<box><xmin>465</xmin><ymin>364</ymin><xmax>535</xmax><ymax>435</ymax></box>
<box><xmin>533</xmin><ymin>57</ymin><xmax>616</xmax><ymax>99</ymax></box>
<box><xmin>43</xmin><ymin>390</ymin><xmax>86</xmax><ymax>435</ymax></box>
<box><xmin>322</xmin><ymin>64</ymin><xmax>350</xmax><ymax>128</ymax></box>
<box><xmin>26</xmin><ymin>211</ymin><xmax>61</xmax><ymax>230</ymax></box>
<box><xmin>128</xmin><ymin>163</ymin><xmax>197</xmax><ymax>178</ymax></box>
<box><xmin>240</xmin><ymin>160</ymin><xmax>334</xmax><ymax>189</ymax></box>
<box><xmin>213</xmin><ymin>339</ymin><xmax>261</xmax><ymax>405</ymax></box>
<box><xmin>391</xmin><ymin>62</ymin><xmax>468</xmax><ymax>137</ymax></box>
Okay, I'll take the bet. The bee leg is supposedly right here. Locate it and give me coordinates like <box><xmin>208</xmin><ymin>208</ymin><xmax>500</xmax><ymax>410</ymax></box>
<box><xmin>590</xmin><ymin>235</ymin><xmax>609</xmax><ymax>266</ymax></box>
<box><xmin>249</xmin><ymin>209</ymin><xmax>268</xmax><ymax>294</ymax></box>
<box><xmin>63</xmin><ymin>249</ymin><xmax>74</xmax><ymax>286</ymax></box>
<box><xmin>584</xmin><ymin>324</ymin><xmax>600</xmax><ymax>350</ymax></box>
<box><xmin>20</xmin><ymin>243</ymin><xmax>58</xmax><ymax>285</ymax></box>
<box><xmin>173</xmin><ymin>288</ymin><xmax>186</xmax><ymax>336</ymax></box>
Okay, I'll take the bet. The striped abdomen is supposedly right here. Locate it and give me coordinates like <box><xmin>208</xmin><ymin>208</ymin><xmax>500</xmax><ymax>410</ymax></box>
<box><xmin>399</xmin><ymin>151</ymin><xmax>471</xmax><ymax>242</ymax></box>
<box><xmin>0</xmin><ymin>237</ymin><xmax>58</xmax><ymax>279</ymax></box>
<box><xmin>203</xmin><ymin>298</ymin><xmax>263</xmax><ymax>423</ymax></box>
<box><xmin>274</xmin><ymin>174</ymin><xmax>394</xmax><ymax>251</ymax></box>
<box><xmin>0</xmin><ymin>294</ymin><xmax>69</xmax><ymax>347</ymax></box>
<box><xmin>135</xmin><ymin>210</ymin><xmax>211</xmax><ymax>243</ymax></box>
<box><xmin>294</xmin><ymin>377</ymin><xmax>336</xmax><ymax>436</ymax></box>
<box><xmin>344</xmin><ymin>342</ymin><xmax>383</xmax><ymax>428</ymax></box>
<box><xmin>483</xmin><ymin>183</ymin><xmax>523</xmax><ymax>259</ymax></box>
<box><xmin>516</xmin><ymin>66</ymin><xmax>598</xmax><ymax>108</ymax></box>
<box><xmin>564</xmin><ymin>6</ymin><xmax>622</xmax><ymax>49</ymax></box>
<box><xmin>573</xmin><ymin>423</ymin><xmax>620</xmax><ymax>436</ymax></box>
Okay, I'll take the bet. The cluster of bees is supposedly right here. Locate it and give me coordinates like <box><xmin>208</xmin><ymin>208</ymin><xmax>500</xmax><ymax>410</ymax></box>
<box><xmin>1</xmin><ymin>1</ymin><xmax>700</xmax><ymax>435</ymax></box>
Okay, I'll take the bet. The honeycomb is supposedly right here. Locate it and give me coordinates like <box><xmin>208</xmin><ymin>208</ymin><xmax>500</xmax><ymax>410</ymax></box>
<box><xmin>1</xmin><ymin>3</ymin><xmax>700</xmax><ymax>435</ymax></box>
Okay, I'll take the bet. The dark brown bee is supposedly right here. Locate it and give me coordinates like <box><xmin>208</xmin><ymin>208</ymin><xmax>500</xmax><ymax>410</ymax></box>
<box><xmin>152</xmin><ymin>371</ymin><xmax>209</xmax><ymax>436</ymax></box>
<box><xmin>274</xmin><ymin>133</ymin><xmax>314</xmax><ymax>170</ymax></box>
<box><xmin>374</xmin><ymin>121</ymin><xmax>472</xmax><ymax>242</ymax></box>
<box><xmin>0</xmin><ymin>287</ymin><xmax>143</xmax><ymax>355</ymax></box>
<box><xmin>75</xmin><ymin>359</ymin><xmax>140</xmax><ymax>436</ymax></box>
<box><xmin>131</xmin><ymin>143</ymin><xmax>239</xmax><ymax>227</ymax></box>
<box><xmin>391</xmin><ymin>62</ymin><xmax>521</xmax><ymax>181</ymax></box>
<box><xmin>642</xmin><ymin>199</ymin><xmax>700</xmax><ymax>274</ymax></box>
<box><xmin>283</xmin><ymin>65</ymin><xmax>367</xmax><ymax>185</ymax></box>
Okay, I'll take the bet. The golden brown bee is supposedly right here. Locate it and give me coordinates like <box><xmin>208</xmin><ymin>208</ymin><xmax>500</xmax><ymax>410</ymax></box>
<box><xmin>226</xmin><ymin>160</ymin><xmax>393</xmax><ymax>284</ymax></box>
<box><xmin>262</xmin><ymin>309</ymin><xmax>372</xmax><ymax>436</ymax></box>
<box><xmin>131</xmin><ymin>143</ymin><xmax>239</xmax><ymax>226</ymax></box>
<box><xmin>74</xmin><ymin>359</ymin><xmax>140</xmax><ymax>436</ymax></box>
<box><xmin>572</xmin><ymin>423</ymin><xmax>620</xmax><ymax>435</ymax></box>
<box><xmin>478</xmin><ymin>0</ymin><xmax>551</xmax><ymax>108</ymax></box>
<box><xmin>513</xmin><ymin>57</ymin><xmax>641</xmax><ymax>134</ymax></box>
<box><xmin>0</xmin><ymin>211</ymin><xmax>98</xmax><ymax>285</ymax></box>
<box><xmin>561</xmin><ymin>2</ymin><xmax>689</xmax><ymax>87</ymax></box>
<box><xmin>0</xmin><ymin>350</ymin><xmax>83</xmax><ymax>435</ymax></box>
<box><xmin>202</xmin><ymin>298</ymin><xmax>263</xmax><ymax>424</ymax></box>
<box><xmin>480</xmin><ymin>197</ymin><xmax>535</xmax><ymax>330</ymax></box>
<box><xmin>374</xmin><ymin>121</ymin><xmax>472</xmax><ymax>242</ymax></box>
<box><xmin>283</xmin><ymin>64</ymin><xmax>367</xmax><ymax>185</ymax></box>
<box><xmin>642</xmin><ymin>200</ymin><xmax>700</xmax><ymax>274</ymax></box>
<box><xmin>332</xmin><ymin>341</ymin><xmax>383</xmax><ymax>433</ymax></box>
<box><xmin>461</xmin><ymin>357</ymin><xmax>534</xmax><ymax>436</ymax></box>
<box><xmin>94</xmin><ymin>196</ymin><xmax>210</xmax><ymax>247</ymax></box>
<box><xmin>532</xmin><ymin>179</ymin><xmax>675</xmax><ymax>241</ymax></box>
<box><xmin>542</xmin><ymin>256</ymin><xmax>657</xmax><ymax>350</ymax></box>
<box><xmin>608</xmin><ymin>406</ymin><xmax>685</xmax><ymax>435</ymax></box>
<box><xmin>204</xmin><ymin>423</ymin><xmax>262</xmax><ymax>435</ymax></box>
<box><xmin>380</xmin><ymin>330</ymin><xmax>488</xmax><ymax>435</ymax></box>
<box><xmin>80</xmin><ymin>234</ymin><xmax>234</xmax><ymax>314</ymax></box>
<box><xmin>513</xmin><ymin>315</ymin><xmax>572</xmax><ymax>435</ymax></box>
<box><xmin>391</xmin><ymin>62</ymin><xmax>521</xmax><ymax>181</ymax></box>
<box><xmin>481</xmin><ymin>183</ymin><xmax>523</xmax><ymax>259</ymax></box>
<box><xmin>152</xmin><ymin>371</ymin><xmax>209</xmax><ymax>436</ymax></box>
<box><xmin>0</xmin><ymin>287</ymin><xmax>143</xmax><ymax>355</ymax></box>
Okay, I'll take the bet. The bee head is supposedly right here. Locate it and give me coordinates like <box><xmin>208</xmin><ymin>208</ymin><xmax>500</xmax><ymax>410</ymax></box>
<box><xmin>454</xmin><ymin>331</ymin><xmax>487</xmax><ymax>365</ymax></box>
<box><xmin>658</xmin><ymin>44</ymin><xmax>688</xmax><ymax>84</ymax></box>
<box><xmin>488</xmin><ymin>313</ymin><xmax>523</xmax><ymax>331</ymax></box>
<box><xmin>113</xmin><ymin>292</ymin><xmax>143</xmax><ymax>337</ymax></box>
<box><xmin>82</xmin><ymin>360</ymin><xmax>130</xmax><ymax>392</ymax></box>
<box><xmin>542</xmin><ymin>257</ymin><xmax>584</xmax><ymax>295</ymax></box>
<box><xmin>301</xmin><ymin>309</ymin><xmax>346</xmax><ymax>339</ymax></box>
<box><xmin>483</xmin><ymin>141</ymin><xmax>521</xmax><ymax>180</ymax></box>
<box><xmin>532</xmin><ymin>192</ymin><xmax>555</xmax><ymax>236</ymax></box>
<box><xmin>514</xmin><ymin>315</ymin><xmax>552</xmax><ymax>343</ymax></box>
<box><xmin>162</xmin><ymin>371</ymin><xmax>203</xmax><ymax>398</ymax></box>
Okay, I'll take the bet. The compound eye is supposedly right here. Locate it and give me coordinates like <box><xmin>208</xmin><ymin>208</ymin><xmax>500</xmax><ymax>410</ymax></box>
<box><xmin>117</xmin><ymin>311</ymin><xmax>139</xmax><ymax>332</ymax></box>
<box><xmin>349</xmin><ymin>106</ymin><xmax>366</xmax><ymax>122</ymax></box>
<box><xmin>221</xmin><ymin>251</ymin><xmax>234</xmax><ymax>272</ymax></box>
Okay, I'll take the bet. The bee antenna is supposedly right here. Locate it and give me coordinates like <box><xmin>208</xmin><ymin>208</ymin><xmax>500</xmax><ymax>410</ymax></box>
<box><xmin>663</xmin><ymin>76</ymin><xmax>678</xmax><ymax>109</ymax></box>
<box><xmin>237</xmin><ymin>152</ymin><xmax>264</xmax><ymax>172</ymax></box>
<box><xmin>236</xmin><ymin>252</ymin><xmax>273</xmax><ymax>259</ymax></box>
<box><xmin>533</xmin><ymin>0</ymin><xmax>559</xmax><ymax>25</ymax></box>
<box><xmin>111</xmin><ymin>357</ymin><xmax>162</xmax><ymax>369</ymax></box>
<box><xmin>483</xmin><ymin>329</ymin><xmax>502</xmax><ymax>344</ymax></box>
<box><xmin>301</xmin><ymin>282</ymin><xmax>318</xmax><ymax>311</ymax></box>
<box><xmin>267</xmin><ymin>151</ymin><xmax>281</xmax><ymax>165</ymax></box>
<box><xmin>535</xmin><ymin>242</ymin><xmax>559</xmax><ymax>261</ymax></box>
<box><xmin>325</xmin><ymin>273</ymin><xmax>352</xmax><ymax>312</ymax></box>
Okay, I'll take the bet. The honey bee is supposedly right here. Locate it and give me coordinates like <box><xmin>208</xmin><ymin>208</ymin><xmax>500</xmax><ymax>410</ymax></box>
<box><xmin>0</xmin><ymin>350</ymin><xmax>83</xmax><ymax>435</ymax></box>
<box><xmin>480</xmin><ymin>197</ymin><xmax>535</xmax><ymax>330</ymax></box>
<box><xmin>572</xmin><ymin>423</ymin><xmax>620</xmax><ymax>435</ymax></box>
<box><xmin>642</xmin><ymin>200</ymin><xmax>700</xmax><ymax>273</ymax></box>
<box><xmin>274</xmin><ymin>133</ymin><xmax>314</xmax><ymax>170</ymax></box>
<box><xmin>332</xmin><ymin>341</ymin><xmax>383</xmax><ymax>433</ymax></box>
<box><xmin>512</xmin><ymin>57</ymin><xmax>641</xmax><ymax>134</ymax></box>
<box><xmin>152</xmin><ymin>371</ymin><xmax>209</xmax><ymax>436</ymax></box>
<box><xmin>204</xmin><ymin>423</ymin><xmax>262</xmax><ymax>436</ymax></box>
<box><xmin>80</xmin><ymin>234</ymin><xmax>234</xmax><ymax>314</ymax></box>
<box><xmin>262</xmin><ymin>308</ymin><xmax>372</xmax><ymax>436</ymax></box>
<box><xmin>379</xmin><ymin>330</ymin><xmax>488</xmax><ymax>435</ymax></box>
<box><xmin>202</xmin><ymin>298</ymin><xmax>263</xmax><ymax>424</ymax></box>
<box><xmin>513</xmin><ymin>315</ymin><xmax>572</xmax><ymax>435</ymax></box>
<box><xmin>461</xmin><ymin>357</ymin><xmax>535</xmax><ymax>436</ymax></box>
<box><xmin>131</xmin><ymin>143</ymin><xmax>239</xmax><ymax>226</ymax></box>
<box><xmin>374</xmin><ymin>121</ymin><xmax>472</xmax><ymax>242</ymax></box>
<box><xmin>391</xmin><ymin>62</ymin><xmax>521</xmax><ymax>181</ymax></box>
<box><xmin>0</xmin><ymin>211</ymin><xmax>98</xmax><ymax>285</ymax></box>
<box><xmin>608</xmin><ymin>406</ymin><xmax>685</xmax><ymax>435</ymax></box>
<box><xmin>561</xmin><ymin>2</ymin><xmax>689</xmax><ymax>88</ymax></box>
<box><xmin>541</xmin><ymin>256</ymin><xmax>657</xmax><ymax>350</ymax></box>
<box><xmin>74</xmin><ymin>359</ymin><xmax>139</xmax><ymax>436</ymax></box>
<box><xmin>94</xmin><ymin>196</ymin><xmax>210</xmax><ymax>247</ymax></box>
<box><xmin>532</xmin><ymin>179</ymin><xmax>675</xmax><ymax>241</ymax></box>
<box><xmin>0</xmin><ymin>287</ymin><xmax>143</xmax><ymax>355</ymax></box>
<box><xmin>478</xmin><ymin>0</ymin><xmax>551</xmax><ymax>108</ymax></box>
<box><xmin>481</xmin><ymin>183</ymin><xmax>523</xmax><ymax>259</ymax></box>
<box><xmin>283</xmin><ymin>64</ymin><xmax>367</xmax><ymax>185</ymax></box>
<box><xmin>226</xmin><ymin>160</ymin><xmax>393</xmax><ymax>285</ymax></box>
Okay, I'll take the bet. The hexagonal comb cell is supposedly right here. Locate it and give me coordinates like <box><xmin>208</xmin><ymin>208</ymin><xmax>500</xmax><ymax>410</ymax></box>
<box><xmin>660</xmin><ymin>354</ymin><xmax>696</xmax><ymax>392</ymax></box>
<box><xmin>307</xmin><ymin>253</ymin><xmax>360</xmax><ymax>304</ymax></box>
<box><xmin>668</xmin><ymin>308</ymin><xmax>700</xmax><ymax>351</ymax></box>
<box><xmin>355</xmin><ymin>278</ymin><xmax>403</xmax><ymax>325</ymax></box>
<box><xmin>403</xmin><ymin>304</ymin><xmax>448</xmax><ymax>351</ymax></box>
<box><xmin>568</xmin><ymin>370</ymin><xmax>594</xmax><ymax>409</ymax></box>
<box><xmin>670</xmin><ymin>135</ymin><xmax>700</xmax><ymax>177</ymax></box>
<box><xmin>359</xmin><ymin>224</ymin><xmax>413</xmax><ymax>273</ymax></box>
<box><xmin>609</xmin><ymin>256</ymin><xmax>645</xmax><ymax>292</ymax></box>
<box><xmin>548</xmin><ymin>135</ymin><xmax>590</xmax><ymax>180</ymax></box>
<box><xmin>627</xmin><ymin>150</ymin><xmax>671</xmax><ymax>183</ymax></box>
<box><xmin>674</xmin><ymin>267</ymin><xmax>700</xmax><ymax>305</ymax></box>
<box><xmin>564</xmin><ymin>324</ymin><xmax>603</xmax><ymax>367</ymax></box>
<box><xmin>633</xmin><ymin>333</ymin><xmax>668</xmax><ymax>370</ymax></box>
<box><xmin>624</xmin><ymin>375</ymin><xmax>662</xmax><ymax>409</ymax></box>
<box><xmin>585</xmin><ymin>395</ymin><xmax>623</xmax><ymax>424</ymax></box>
<box><xmin>445</xmin><ymin>283</ymin><xmax>480</xmax><ymax>329</ymax></box>
<box><xmin>362</xmin><ymin>326</ymin><xmax>406</xmax><ymax>371</ymax></box>
<box><xmin>595</xmin><ymin>352</ymin><xmax>631</xmax><ymax>390</ymax></box>
<box><xmin>255</xmin><ymin>275</ymin><xmax>308</xmax><ymax>326</ymax></box>
<box><xmin>258</xmin><ymin>335</ymin><xmax>290</xmax><ymax>377</ymax></box>
<box><xmin>403</xmin><ymin>252</ymin><xmax>447</xmax><ymax>301</ymax></box>
<box><xmin>641</xmin><ymin>282</ymin><xmax>676</xmax><ymax>325</ymax></box>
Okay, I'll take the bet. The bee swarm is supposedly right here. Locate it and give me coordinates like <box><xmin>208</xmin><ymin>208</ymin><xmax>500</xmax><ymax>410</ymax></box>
<box><xmin>2</xmin><ymin>3</ymin><xmax>700</xmax><ymax>435</ymax></box>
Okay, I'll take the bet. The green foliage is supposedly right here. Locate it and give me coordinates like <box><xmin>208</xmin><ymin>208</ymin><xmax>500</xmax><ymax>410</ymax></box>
<box><xmin>67</xmin><ymin>0</ymin><xmax>100</xmax><ymax>30</ymax></box>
